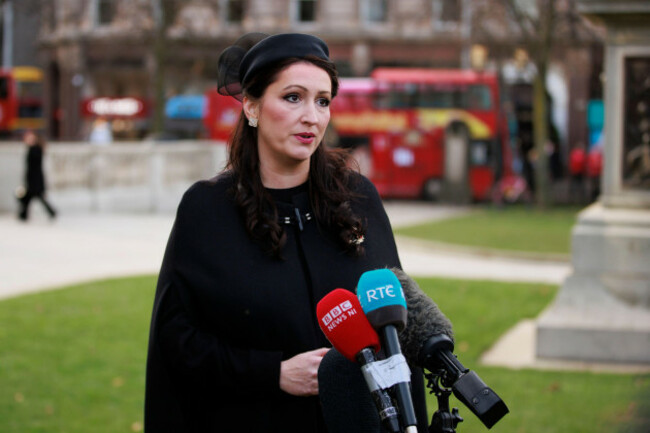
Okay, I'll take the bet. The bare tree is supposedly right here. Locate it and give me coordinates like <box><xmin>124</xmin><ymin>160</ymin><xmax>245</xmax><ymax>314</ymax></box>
<box><xmin>472</xmin><ymin>0</ymin><xmax>601</xmax><ymax>208</ymax></box>
<box><xmin>149</xmin><ymin>0</ymin><xmax>220</xmax><ymax>134</ymax></box>
<box><xmin>507</xmin><ymin>0</ymin><xmax>555</xmax><ymax>208</ymax></box>
<box><xmin>150</xmin><ymin>0</ymin><xmax>165</xmax><ymax>134</ymax></box>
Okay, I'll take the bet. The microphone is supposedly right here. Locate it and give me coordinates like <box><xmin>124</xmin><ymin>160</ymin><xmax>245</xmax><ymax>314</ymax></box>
<box><xmin>316</xmin><ymin>289</ymin><xmax>401</xmax><ymax>433</ymax></box>
<box><xmin>391</xmin><ymin>267</ymin><xmax>509</xmax><ymax>429</ymax></box>
<box><xmin>357</xmin><ymin>269</ymin><xmax>420</xmax><ymax>433</ymax></box>
<box><xmin>318</xmin><ymin>348</ymin><xmax>383</xmax><ymax>433</ymax></box>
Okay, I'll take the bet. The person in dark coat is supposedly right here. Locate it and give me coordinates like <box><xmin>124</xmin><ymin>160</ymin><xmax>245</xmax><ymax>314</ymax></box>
<box><xmin>18</xmin><ymin>130</ymin><xmax>57</xmax><ymax>221</ymax></box>
<box><xmin>144</xmin><ymin>33</ymin><xmax>429</xmax><ymax>433</ymax></box>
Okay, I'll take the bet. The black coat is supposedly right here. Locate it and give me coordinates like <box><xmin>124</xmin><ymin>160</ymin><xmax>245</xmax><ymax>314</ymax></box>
<box><xmin>25</xmin><ymin>145</ymin><xmax>46</xmax><ymax>194</ymax></box>
<box><xmin>145</xmin><ymin>171</ymin><xmax>428</xmax><ymax>432</ymax></box>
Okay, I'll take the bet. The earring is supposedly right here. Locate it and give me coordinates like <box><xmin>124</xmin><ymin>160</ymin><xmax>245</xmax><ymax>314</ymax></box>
<box><xmin>248</xmin><ymin>118</ymin><xmax>258</xmax><ymax>128</ymax></box>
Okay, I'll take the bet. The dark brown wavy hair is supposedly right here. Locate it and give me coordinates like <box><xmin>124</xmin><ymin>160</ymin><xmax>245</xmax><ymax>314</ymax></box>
<box><xmin>227</xmin><ymin>56</ymin><xmax>366</xmax><ymax>259</ymax></box>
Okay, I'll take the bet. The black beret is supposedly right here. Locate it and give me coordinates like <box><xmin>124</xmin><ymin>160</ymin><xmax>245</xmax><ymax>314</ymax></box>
<box><xmin>239</xmin><ymin>33</ymin><xmax>331</xmax><ymax>87</ymax></box>
<box><xmin>217</xmin><ymin>32</ymin><xmax>331</xmax><ymax>100</ymax></box>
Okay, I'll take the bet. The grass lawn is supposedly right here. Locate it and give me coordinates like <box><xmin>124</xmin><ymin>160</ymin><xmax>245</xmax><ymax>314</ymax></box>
<box><xmin>0</xmin><ymin>275</ymin><xmax>648</xmax><ymax>433</ymax></box>
<box><xmin>0</xmin><ymin>276</ymin><xmax>155</xmax><ymax>433</ymax></box>
<box><xmin>394</xmin><ymin>205</ymin><xmax>583</xmax><ymax>255</ymax></box>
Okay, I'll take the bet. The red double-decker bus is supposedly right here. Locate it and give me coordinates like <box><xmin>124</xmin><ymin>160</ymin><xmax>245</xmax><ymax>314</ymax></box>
<box><xmin>331</xmin><ymin>68</ymin><xmax>513</xmax><ymax>202</ymax></box>
<box><xmin>204</xmin><ymin>68</ymin><xmax>515</xmax><ymax>202</ymax></box>
<box><xmin>0</xmin><ymin>67</ymin><xmax>45</xmax><ymax>137</ymax></box>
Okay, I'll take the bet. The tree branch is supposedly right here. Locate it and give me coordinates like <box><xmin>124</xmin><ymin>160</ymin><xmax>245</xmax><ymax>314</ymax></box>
<box><xmin>502</xmin><ymin>0</ymin><xmax>538</xmax><ymax>44</ymax></box>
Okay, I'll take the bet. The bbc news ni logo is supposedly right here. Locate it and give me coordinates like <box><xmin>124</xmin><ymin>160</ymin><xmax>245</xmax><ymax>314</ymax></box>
<box><xmin>321</xmin><ymin>300</ymin><xmax>357</xmax><ymax>331</ymax></box>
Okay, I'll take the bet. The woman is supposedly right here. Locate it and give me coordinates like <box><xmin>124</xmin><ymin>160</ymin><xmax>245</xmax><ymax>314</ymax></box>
<box><xmin>18</xmin><ymin>130</ymin><xmax>57</xmax><ymax>221</ymax></box>
<box><xmin>145</xmin><ymin>33</ymin><xmax>428</xmax><ymax>432</ymax></box>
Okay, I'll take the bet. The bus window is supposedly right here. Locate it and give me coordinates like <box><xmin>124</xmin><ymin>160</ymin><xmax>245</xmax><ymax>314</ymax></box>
<box><xmin>376</xmin><ymin>83</ymin><xmax>417</xmax><ymax>109</ymax></box>
<box><xmin>418</xmin><ymin>83</ymin><xmax>467</xmax><ymax>109</ymax></box>
<box><xmin>418</xmin><ymin>84</ymin><xmax>492</xmax><ymax>110</ymax></box>
<box><xmin>18</xmin><ymin>104</ymin><xmax>43</xmax><ymax>118</ymax></box>
<box><xmin>17</xmin><ymin>81</ymin><xmax>43</xmax><ymax>99</ymax></box>
<box><xmin>0</xmin><ymin>77</ymin><xmax>8</xmax><ymax>99</ymax></box>
<box><xmin>16</xmin><ymin>81</ymin><xmax>43</xmax><ymax>119</ymax></box>
<box><xmin>463</xmin><ymin>85</ymin><xmax>492</xmax><ymax>110</ymax></box>
<box><xmin>418</xmin><ymin>86</ymin><xmax>455</xmax><ymax>108</ymax></box>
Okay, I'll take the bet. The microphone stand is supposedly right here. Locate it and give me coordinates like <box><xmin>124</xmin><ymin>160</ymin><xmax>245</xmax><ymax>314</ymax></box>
<box><xmin>424</xmin><ymin>370</ymin><xmax>463</xmax><ymax>433</ymax></box>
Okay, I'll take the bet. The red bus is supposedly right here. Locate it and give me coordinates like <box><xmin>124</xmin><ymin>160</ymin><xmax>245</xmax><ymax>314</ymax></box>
<box><xmin>204</xmin><ymin>68</ymin><xmax>515</xmax><ymax>202</ymax></box>
<box><xmin>330</xmin><ymin>68</ymin><xmax>513</xmax><ymax>202</ymax></box>
<box><xmin>0</xmin><ymin>67</ymin><xmax>45</xmax><ymax>136</ymax></box>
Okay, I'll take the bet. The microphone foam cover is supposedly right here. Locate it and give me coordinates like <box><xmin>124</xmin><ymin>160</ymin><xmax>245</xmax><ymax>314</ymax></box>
<box><xmin>318</xmin><ymin>348</ymin><xmax>382</xmax><ymax>433</ymax></box>
<box><xmin>357</xmin><ymin>268</ymin><xmax>408</xmax><ymax>330</ymax></box>
<box><xmin>317</xmin><ymin>289</ymin><xmax>380</xmax><ymax>361</ymax></box>
<box><xmin>390</xmin><ymin>267</ymin><xmax>454</xmax><ymax>364</ymax></box>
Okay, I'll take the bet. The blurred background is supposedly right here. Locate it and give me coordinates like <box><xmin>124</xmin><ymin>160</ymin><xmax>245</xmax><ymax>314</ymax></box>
<box><xmin>0</xmin><ymin>0</ymin><xmax>607</xmax><ymax>212</ymax></box>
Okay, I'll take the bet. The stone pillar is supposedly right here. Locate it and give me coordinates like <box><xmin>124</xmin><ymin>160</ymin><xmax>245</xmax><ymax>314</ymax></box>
<box><xmin>536</xmin><ymin>0</ymin><xmax>650</xmax><ymax>364</ymax></box>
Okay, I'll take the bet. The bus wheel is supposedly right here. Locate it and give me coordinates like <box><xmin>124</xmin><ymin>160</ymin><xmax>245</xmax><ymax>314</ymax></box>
<box><xmin>422</xmin><ymin>178</ymin><xmax>442</xmax><ymax>201</ymax></box>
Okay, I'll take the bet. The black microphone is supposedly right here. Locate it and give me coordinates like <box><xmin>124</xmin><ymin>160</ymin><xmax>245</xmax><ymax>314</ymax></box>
<box><xmin>391</xmin><ymin>267</ymin><xmax>509</xmax><ymax>429</ymax></box>
<box><xmin>317</xmin><ymin>289</ymin><xmax>401</xmax><ymax>433</ymax></box>
<box><xmin>319</xmin><ymin>348</ymin><xmax>387</xmax><ymax>433</ymax></box>
<box><xmin>358</xmin><ymin>269</ymin><xmax>420</xmax><ymax>433</ymax></box>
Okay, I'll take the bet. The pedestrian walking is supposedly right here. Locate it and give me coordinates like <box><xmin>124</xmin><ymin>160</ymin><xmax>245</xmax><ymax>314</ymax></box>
<box><xmin>17</xmin><ymin>130</ymin><xmax>57</xmax><ymax>221</ymax></box>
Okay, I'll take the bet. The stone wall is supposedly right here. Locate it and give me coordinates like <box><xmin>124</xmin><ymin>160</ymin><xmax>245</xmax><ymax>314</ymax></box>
<box><xmin>0</xmin><ymin>141</ymin><xmax>228</xmax><ymax>214</ymax></box>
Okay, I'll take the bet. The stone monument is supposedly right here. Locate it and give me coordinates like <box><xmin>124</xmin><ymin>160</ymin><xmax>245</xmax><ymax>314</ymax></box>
<box><xmin>536</xmin><ymin>0</ymin><xmax>650</xmax><ymax>364</ymax></box>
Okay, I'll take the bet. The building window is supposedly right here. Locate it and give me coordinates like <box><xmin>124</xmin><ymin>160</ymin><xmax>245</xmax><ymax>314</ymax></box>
<box><xmin>294</xmin><ymin>0</ymin><xmax>316</xmax><ymax>23</ymax></box>
<box><xmin>434</xmin><ymin>0</ymin><xmax>461</xmax><ymax>26</ymax></box>
<box><xmin>163</xmin><ymin>1</ymin><xmax>179</xmax><ymax>28</ymax></box>
<box><xmin>362</xmin><ymin>0</ymin><xmax>388</xmax><ymax>23</ymax></box>
<box><xmin>97</xmin><ymin>0</ymin><xmax>117</xmax><ymax>25</ymax></box>
<box><xmin>47</xmin><ymin>3</ymin><xmax>57</xmax><ymax>33</ymax></box>
<box><xmin>225</xmin><ymin>0</ymin><xmax>244</xmax><ymax>23</ymax></box>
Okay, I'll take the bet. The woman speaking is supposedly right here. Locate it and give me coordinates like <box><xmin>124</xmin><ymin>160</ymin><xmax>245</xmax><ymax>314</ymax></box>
<box><xmin>145</xmin><ymin>32</ymin><xmax>428</xmax><ymax>432</ymax></box>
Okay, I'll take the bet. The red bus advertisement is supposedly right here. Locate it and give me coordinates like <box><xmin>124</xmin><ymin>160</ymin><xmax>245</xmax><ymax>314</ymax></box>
<box><xmin>0</xmin><ymin>67</ymin><xmax>45</xmax><ymax>136</ymax></box>
<box><xmin>331</xmin><ymin>68</ymin><xmax>512</xmax><ymax>202</ymax></box>
<box><xmin>204</xmin><ymin>68</ymin><xmax>514</xmax><ymax>202</ymax></box>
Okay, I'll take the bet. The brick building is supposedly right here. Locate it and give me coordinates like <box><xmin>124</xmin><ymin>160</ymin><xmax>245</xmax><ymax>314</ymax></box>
<box><xmin>34</xmin><ymin>0</ymin><xmax>601</xmax><ymax>148</ymax></box>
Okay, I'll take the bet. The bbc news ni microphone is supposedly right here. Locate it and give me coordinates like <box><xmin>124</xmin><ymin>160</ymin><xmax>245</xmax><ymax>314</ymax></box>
<box><xmin>317</xmin><ymin>288</ymin><xmax>402</xmax><ymax>433</ymax></box>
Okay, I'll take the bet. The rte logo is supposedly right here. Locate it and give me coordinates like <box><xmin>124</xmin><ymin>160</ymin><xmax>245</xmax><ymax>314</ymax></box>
<box><xmin>364</xmin><ymin>284</ymin><xmax>397</xmax><ymax>302</ymax></box>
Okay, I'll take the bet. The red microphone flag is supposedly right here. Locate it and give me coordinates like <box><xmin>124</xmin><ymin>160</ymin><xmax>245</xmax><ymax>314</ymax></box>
<box><xmin>316</xmin><ymin>288</ymin><xmax>381</xmax><ymax>361</ymax></box>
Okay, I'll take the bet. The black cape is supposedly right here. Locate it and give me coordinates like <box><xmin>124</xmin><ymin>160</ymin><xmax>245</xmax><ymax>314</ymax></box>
<box><xmin>144</xmin><ymin>171</ymin><xmax>428</xmax><ymax>432</ymax></box>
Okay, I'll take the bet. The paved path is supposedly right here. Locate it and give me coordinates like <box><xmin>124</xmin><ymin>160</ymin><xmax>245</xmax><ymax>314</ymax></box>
<box><xmin>0</xmin><ymin>202</ymin><xmax>570</xmax><ymax>300</ymax></box>
<box><xmin>0</xmin><ymin>212</ymin><xmax>173</xmax><ymax>300</ymax></box>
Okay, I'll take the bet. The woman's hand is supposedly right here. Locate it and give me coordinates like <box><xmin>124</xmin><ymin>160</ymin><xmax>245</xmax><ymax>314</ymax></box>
<box><xmin>279</xmin><ymin>347</ymin><xmax>330</xmax><ymax>396</ymax></box>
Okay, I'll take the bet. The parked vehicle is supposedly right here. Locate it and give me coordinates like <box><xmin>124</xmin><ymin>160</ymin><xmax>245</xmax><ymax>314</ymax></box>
<box><xmin>204</xmin><ymin>67</ymin><xmax>516</xmax><ymax>202</ymax></box>
<box><xmin>330</xmin><ymin>68</ymin><xmax>514</xmax><ymax>202</ymax></box>
<box><xmin>204</xmin><ymin>89</ymin><xmax>242</xmax><ymax>142</ymax></box>
<box><xmin>0</xmin><ymin>67</ymin><xmax>44</xmax><ymax>137</ymax></box>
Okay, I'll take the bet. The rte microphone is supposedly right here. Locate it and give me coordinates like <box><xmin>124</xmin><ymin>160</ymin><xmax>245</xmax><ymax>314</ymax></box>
<box><xmin>357</xmin><ymin>269</ymin><xmax>420</xmax><ymax>433</ymax></box>
<box><xmin>391</xmin><ymin>268</ymin><xmax>509</xmax><ymax>429</ymax></box>
<box><xmin>317</xmin><ymin>288</ymin><xmax>401</xmax><ymax>433</ymax></box>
